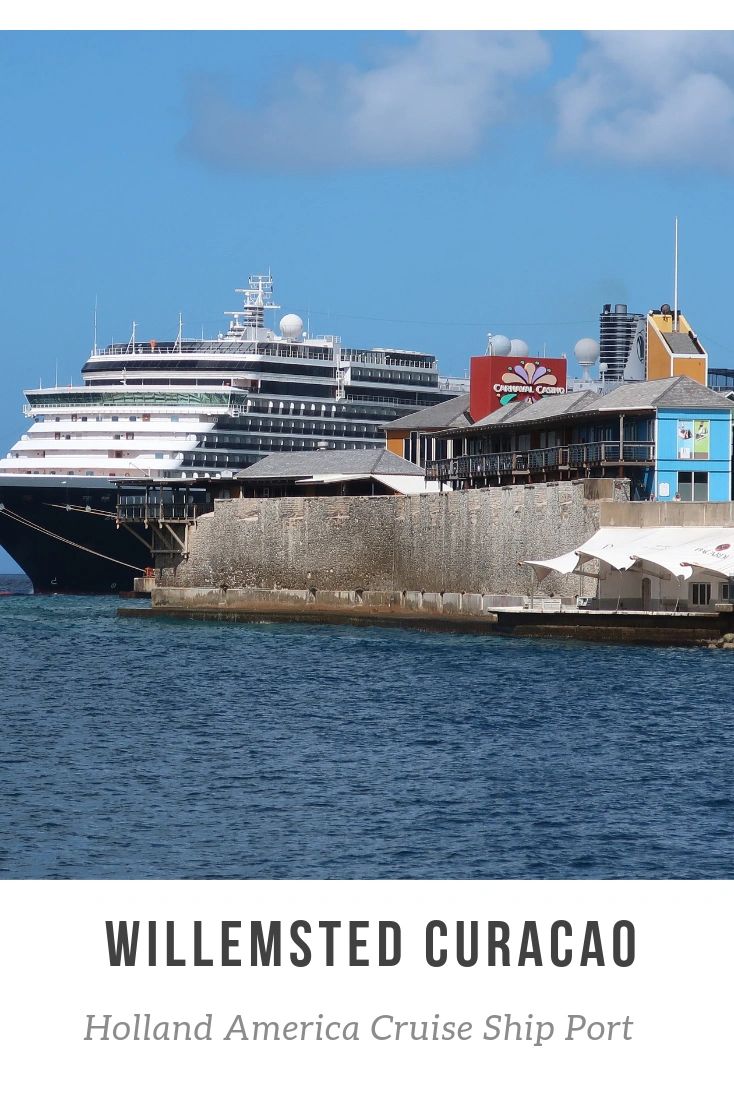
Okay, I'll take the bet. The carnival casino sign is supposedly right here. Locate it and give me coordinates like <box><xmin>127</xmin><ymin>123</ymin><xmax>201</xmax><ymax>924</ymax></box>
<box><xmin>469</xmin><ymin>355</ymin><xmax>568</xmax><ymax>421</ymax></box>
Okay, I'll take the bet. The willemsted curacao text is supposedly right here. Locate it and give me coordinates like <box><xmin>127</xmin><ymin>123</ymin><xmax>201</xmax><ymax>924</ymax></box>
<box><xmin>104</xmin><ymin>918</ymin><xmax>635</xmax><ymax>968</ymax></box>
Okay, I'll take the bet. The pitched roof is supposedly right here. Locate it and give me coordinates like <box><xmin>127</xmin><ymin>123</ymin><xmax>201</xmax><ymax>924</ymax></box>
<box><xmin>236</xmin><ymin>448</ymin><xmax>425</xmax><ymax>480</ymax></box>
<box><xmin>593</xmin><ymin>375</ymin><xmax>729</xmax><ymax>411</ymax></box>
<box><xmin>447</xmin><ymin>376</ymin><xmax>730</xmax><ymax>436</ymax></box>
<box><xmin>662</xmin><ymin>331</ymin><xmax>703</xmax><ymax>355</ymax></box>
<box><xmin>383</xmin><ymin>392</ymin><xmax>471</xmax><ymax>431</ymax></box>
<box><xmin>470</xmin><ymin>390</ymin><xmax>594</xmax><ymax>430</ymax></box>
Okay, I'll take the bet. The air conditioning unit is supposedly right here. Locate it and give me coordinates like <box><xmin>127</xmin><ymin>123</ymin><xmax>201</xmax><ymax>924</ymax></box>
<box><xmin>576</xmin><ymin>596</ymin><xmax>591</xmax><ymax>608</ymax></box>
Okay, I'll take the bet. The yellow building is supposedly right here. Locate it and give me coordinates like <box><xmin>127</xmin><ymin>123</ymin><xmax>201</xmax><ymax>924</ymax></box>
<box><xmin>646</xmin><ymin>308</ymin><xmax>707</xmax><ymax>385</ymax></box>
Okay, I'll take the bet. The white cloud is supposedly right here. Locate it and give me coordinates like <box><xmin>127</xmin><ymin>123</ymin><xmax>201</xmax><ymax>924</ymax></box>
<box><xmin>554</xmin><ymin>32</ymin><xmax>734</xmax><ymax>171</ymax></box>
<box><xmin>182</xmin><ymin>32</ymin><xmax>550</xmax><ymax>171</ymax></box>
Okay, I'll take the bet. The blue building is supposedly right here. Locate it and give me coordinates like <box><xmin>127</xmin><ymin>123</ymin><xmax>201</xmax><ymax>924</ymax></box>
<box><xmin>430</xmin><ymin>376</ymin><xmax>732</xmax><ymax>502</ymax></box>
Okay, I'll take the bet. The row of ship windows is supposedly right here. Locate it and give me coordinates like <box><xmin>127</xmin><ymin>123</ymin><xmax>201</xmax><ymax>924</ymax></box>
<box><xmin>349</xmin><ymin>393</ymin><xmax>439</xmax><ymax>407</ymax></box>
<box><xmin>46</xmin><ymin>432</ymin><xmax>140</xmax><ymax>441</ymax></box>
<box><xmin>341</xmin><ymin>350</ymin><xmax>434</xmax><ymax>369</ymax></box>
<box><xmin>202</xmin><ymin>425</ymin><xmax>383</xmax><ymax>445</ymax></box>
<box><xmin>17</xmin><ymin>439</ymin><xmax>379</xmax><ymax>475</ymax></box>
<box><xmin>36</xmin><ymin>414</ymin><xmax>173</xmax><ymax>423</ymax></box>
<box><xmin>182</xmin><ymin>441</ymin><xmax>379</xmax><ymax>464</ymax></box>
<box><xmin>229</xmin><ymin>411</ymin><xmax>391</xmax><ymax>426</ymax></box>
<box><xmin>17</xmin><ymin>451</ymin><xmax>177</xmax><ymax>460</ymax></box>
<box><xmin>350</xmin><ymin>369</ymin><xmax>431</xmax><ymax>385</ymax></box>
<box><xmin>31</xmin><ymin>394</ymin><xmax>427</xmax><ymax>417</ymax></box>
<box><xmin>15</xmin><ymin>423</ymin><xmax>382</xmax><ymax>457</ymax></box>
<box><xmin>34</xmin><ymin>418</ymin><xmax>384</xmax><ymax>436</ymax></box>
<box><xmin>86</xmin><ymin>364</ymin><xmax>336</xmax><ymax>381</ymax></box>
<box><xmin>85</xmin><ymin>377</ymin><xmax>337</xmax><ymax>390</ymax></box>
<box><xmin>28</xmin><ymin>392</ymin><xmax>231</xmax><ymax>409</ymax></box>
<box><xmin>83</xmin><ymin>377</ymin><xmax>437</xmax><ymax>400</ymax></box>
<box><xmin>23</xmin><ymin>470</ymin><xmax>165</xmax><ymax>477</ymax></box>
<box><xmin>15</xmin><ymin>423</ymin><xmax>384</xmax><ymax>458</ymax></box>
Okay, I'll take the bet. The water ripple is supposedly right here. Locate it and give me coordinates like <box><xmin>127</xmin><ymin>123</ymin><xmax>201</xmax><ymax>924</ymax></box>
<box><xmin>0</xmin><ymin>577</ymin><xmax>732</xmax><ymax>879</ymax></box>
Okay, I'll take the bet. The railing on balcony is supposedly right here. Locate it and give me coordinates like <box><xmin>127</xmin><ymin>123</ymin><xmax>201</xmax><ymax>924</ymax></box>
<box><xmin>427</xmin><ymin>441</ymin><xmax>655</xmax><ymax>482</ymax></box>
<box><xmin>117</xmin><ymin>485</ymin><xmax>213</xmax><ymax>524</ymax></box>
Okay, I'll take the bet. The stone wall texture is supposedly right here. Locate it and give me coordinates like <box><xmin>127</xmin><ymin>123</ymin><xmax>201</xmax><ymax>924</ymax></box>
<box><xmin>158</xmin><ymin>479</ymin><xmax>630</xmax><ymax>600</ymax></box>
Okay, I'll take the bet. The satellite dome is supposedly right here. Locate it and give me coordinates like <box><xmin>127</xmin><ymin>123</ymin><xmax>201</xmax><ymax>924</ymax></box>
<box><xmin>488</xmin><ymin>334</ymin><xmax>511</xmax><ymax>356</ymax></box>
<box><xmin>280</xmin><ymin>313</ymin><xmax>304</xmax><ymax>342</ymax></box>
<box><xmin>574</xmin><ymin>338</ymin><xmax>600</xmax><ymax>367</ymax></box>
<box><xmin>509</xmin><ymin>338</ymin><xmax>529</xmax><ymax>357</ymax></box>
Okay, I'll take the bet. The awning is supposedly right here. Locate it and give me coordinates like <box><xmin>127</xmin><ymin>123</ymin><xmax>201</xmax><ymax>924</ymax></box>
<box><xmin>523</xmin><ymin>549</ymin><xmax>581</xmax><ymax>582</ymax></box>
<box><xmin>525</xmin><ymin>526</ymin><xmax>734</xmax><ymax>582</ymax></box>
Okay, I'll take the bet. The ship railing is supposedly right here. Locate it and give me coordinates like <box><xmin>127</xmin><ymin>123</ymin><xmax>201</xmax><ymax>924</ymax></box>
<box><xmin>341</xmin><ymin>353</ymin><xmax>436</xmax><ymax>370</ymax></box>
<box><xmin>93</xmin><ymin>341</ymin><xmax>337</xmax><ymax>363</ymax></box>
<box><xmin>346</xmin><ymin>393</ymin><xmax>443</xmax><ymax>407</ymax></box>
<box><xmin>24</xmin><ymin>390</ymin><xmax>235</xmax><ymax>410</ymax></box>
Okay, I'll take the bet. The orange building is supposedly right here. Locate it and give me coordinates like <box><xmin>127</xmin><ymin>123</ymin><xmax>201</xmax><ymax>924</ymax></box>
<box><xmin>646</xmin><ymin>307</ymin><xmax>707</xmax><ymax>386</ymax></box>
<box><xmin>383</xmin><ymin>392</ymin><xmax>471</xmax><ymax>467</ymax></box>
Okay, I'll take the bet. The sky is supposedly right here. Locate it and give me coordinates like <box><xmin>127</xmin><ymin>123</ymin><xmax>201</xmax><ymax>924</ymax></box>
<box><xmin>2</xmin><ymin>28</ymin><xmax>734</xmax><ymax>568</ymax></box>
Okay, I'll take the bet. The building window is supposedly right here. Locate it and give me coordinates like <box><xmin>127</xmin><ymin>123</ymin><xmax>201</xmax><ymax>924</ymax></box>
<box><xmin>678</xmin><ymin>472</ymin><xmax>708</xmax><ymax>502</ymax></box>
<box><xmin>690</xmin><ymin>582</ymin><xmax>712</xmax><ymax>606</ymax></box>
<box><xmin>720</xmin><ymin>583</ymin><xmax>732</xmax><ymax>601</ymax></box>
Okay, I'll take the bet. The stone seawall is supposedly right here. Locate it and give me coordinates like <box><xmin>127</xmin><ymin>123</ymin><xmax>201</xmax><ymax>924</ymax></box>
<box><xmin>156</xmin><ymin>479</ymin><xmax>629</xmax><ymax>602</ymax></box>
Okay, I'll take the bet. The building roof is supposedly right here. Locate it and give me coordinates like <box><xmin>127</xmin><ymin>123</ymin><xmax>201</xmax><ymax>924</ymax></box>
<box><xmin>236</xmin><ymin>448</ymin><xmax>425</xmax><ymax>480</ymax></box>
<box><xmin>448</xmin><ymin>376</ymin><xmax>731</xmax><ymax>436</ymax></box>
<box><xmin>593</xmin><ymin>375</ymin><xmax>729</xmax><ymax>410</ymax></box>
<box><xmin>466</xmin><ymin>390</ymin><xmax>595</xmax><ymax>431</ymax></box>
<box><xmin>662</xmin><ymin>331</ymin><xmax>703</xmax><ymax>355</ymax></box>
<box><xmin>383</xmin><ymin>392</ymin><xmax>472</xmax><ymax>431</ymax></box>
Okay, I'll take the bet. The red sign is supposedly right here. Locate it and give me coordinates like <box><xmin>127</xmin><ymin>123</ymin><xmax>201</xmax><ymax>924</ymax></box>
<box><xmin>469</xmin><ymin>355</ymin><xmax>567</xmax><ymax>422</ymax></box>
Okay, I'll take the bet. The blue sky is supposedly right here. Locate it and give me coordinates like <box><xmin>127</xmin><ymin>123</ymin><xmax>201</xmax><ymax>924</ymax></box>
<box><xmin>1</xmin><ymin>30</ymin><xmax>734</xmax><ymax>568</ymax></box>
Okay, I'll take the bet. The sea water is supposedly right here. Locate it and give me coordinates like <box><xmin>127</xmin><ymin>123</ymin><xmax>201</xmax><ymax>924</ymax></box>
<box><xmin>1</xmin><ymin>574</ymin><xmax>732</xmax><ymax>879</ymax></box>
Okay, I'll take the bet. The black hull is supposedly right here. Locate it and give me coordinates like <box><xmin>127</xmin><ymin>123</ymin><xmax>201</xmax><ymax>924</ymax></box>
<box><xmin>0</xmin><ymin>480</ymin><xmax>151</xmax><ymax>594</ymax></box>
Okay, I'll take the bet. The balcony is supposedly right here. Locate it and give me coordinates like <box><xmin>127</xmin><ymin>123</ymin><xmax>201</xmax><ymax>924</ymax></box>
<box><xmin>117</xmin><ymin>485</ymin><xmax>212</xmax><ymax>524</ymax></box>
<box><xmin>427</xmin><ymin>441</ymin><xmax>655</xmax><ymax>482</ymax></box>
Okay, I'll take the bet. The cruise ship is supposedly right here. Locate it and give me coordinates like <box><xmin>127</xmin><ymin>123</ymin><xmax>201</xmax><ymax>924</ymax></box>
<box><xmin>0</xmin><ymin>275</ymin><xmax>463</xmax><ymax>592</ymax></box>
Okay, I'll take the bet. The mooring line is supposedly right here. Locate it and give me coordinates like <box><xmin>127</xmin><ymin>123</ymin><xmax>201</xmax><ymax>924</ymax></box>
<box><xmin>0</xmin><ymin>504</ymin><xmax>145</xmax><ymax>573</ymax></box>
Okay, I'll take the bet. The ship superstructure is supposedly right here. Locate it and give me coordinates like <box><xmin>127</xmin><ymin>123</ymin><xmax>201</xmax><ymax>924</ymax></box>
<box><xmin>2</xmin><ymin>275</ymin><xmax>460</xmax><ymax>481</ymax></box>
<box><xmin>0</xmin><ymin>275</ymin><xmax>463</xmax><ymax>591</ymax></box>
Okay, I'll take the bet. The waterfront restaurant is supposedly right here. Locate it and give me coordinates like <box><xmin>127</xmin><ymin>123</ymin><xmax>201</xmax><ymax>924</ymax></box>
<box><xmin>525</xmin><ymin>523</ymin><xmax>734</xmax><ymax>613</ymax></box>
<box><xmin>428</xmin><ymin>376</ymin><xmax>732</xmax><ymax>503</ymax></box>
